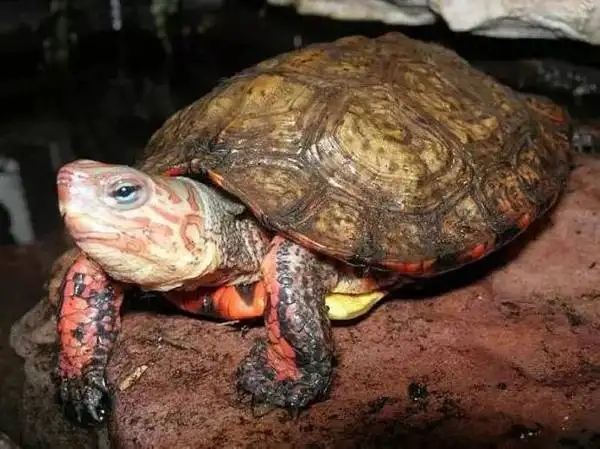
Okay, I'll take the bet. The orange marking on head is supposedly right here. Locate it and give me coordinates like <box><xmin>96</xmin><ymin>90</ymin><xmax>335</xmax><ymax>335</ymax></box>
<box><xmin>184</xmin><ymin>182</ymin><xmax>201</xmax><ymax>212</ymax></box>
<box><xmin>154</xmin><ymin>181</ymin><xmax>183</xmax><ymax>205</ymax></box>
<box><xmin>147</xmin><ymin>223</ymin><xmax>175</xmax><ymax>244</ymax></box>
<box><xmin>180</xmin><ymin>215</ymin><xmax>205</xmax><ymax>252</ymax></box>
<box><xmin>149</xmin><ymin>205</ymin><xmax>180</xmax><ymax>224</ymax></box>
<box><xmin>81</xmin><ymin>235</ymin><xmax>156</xmax><ymax>264</ymax></box>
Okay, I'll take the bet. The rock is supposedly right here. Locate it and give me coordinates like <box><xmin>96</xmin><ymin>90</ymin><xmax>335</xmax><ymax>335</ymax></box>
<box><xmin>105</xmin><ymin>156</ymin><xmax>600</xmax><ymax>449</ymax></box>
<box><xmin>268</xmin><ymin>0</ymin><xmax>600</xmax><ymax>45</ymax></box>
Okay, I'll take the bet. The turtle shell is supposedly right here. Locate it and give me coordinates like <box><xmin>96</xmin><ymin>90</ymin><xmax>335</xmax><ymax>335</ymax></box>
<box><xmin>139</xmin><ymin>32</ymin><xmax>571</xmax><ymax>275</ymax></box>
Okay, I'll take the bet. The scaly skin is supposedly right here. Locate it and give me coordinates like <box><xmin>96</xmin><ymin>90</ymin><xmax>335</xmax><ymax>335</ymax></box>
<box><xmin>57</xmin><ymin>254</ymin><xmax>123</xmax><ymax>425</ymax></box>
<box><xmin>55</xmin><ymin>160</ymin><xmax>395</xmax><ymax>426</ymax></box>
<box><xmin>236</xmin><ymin>236</ymin><xmax>338</xmax><ymax>408</ymax></box>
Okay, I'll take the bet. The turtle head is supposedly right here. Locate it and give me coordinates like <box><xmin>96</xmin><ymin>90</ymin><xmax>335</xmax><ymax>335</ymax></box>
<box><xmin>56</xmin><ymin>159</ymin><xmax>219</xmax><ymax>291</ymax></box>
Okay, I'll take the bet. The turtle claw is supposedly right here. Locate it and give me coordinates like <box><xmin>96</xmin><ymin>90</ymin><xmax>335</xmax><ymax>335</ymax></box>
<box><xmin>235</xmin><ymin>339</ymin><xmax>332</xmax><ymax>414</ymax></box>
<box><xmin>250</xmin><ymin>397</ymin><xmax>278</xmax><ymax>418</ymax></box>
<box><xmin>286</xmin><ymin>406</ymin><xmax>302</xmax><ymax>421</ymax></box>
<box><xmin>236</xmin><ymin>376</ymin><xmax>305</xmax><ymax>420</ymax></box>
<box><xmin>247</xmin><ymin>398</ymin><xmax>302</xmax><ymax>420</ymax></box>
<box><xmin>57</xmin><ymin>371</ymin><xmax>111</xmax><ymax>427</ymax></box>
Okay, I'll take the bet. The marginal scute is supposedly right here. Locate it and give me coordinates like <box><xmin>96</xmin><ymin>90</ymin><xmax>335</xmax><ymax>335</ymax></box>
<box><xmin>377</xmin><ymin>220</ymin><xmax>430</xmax><ymax>264</ymax></box>
<box><xmin>438</xmin><ymin>195</ymin><xmax>495</xmax><ymax>254</ymax></box>
<box><xmin>139</xmin><ymin>31</ymin><xmax>571</xmax><ymax>273</ymax></box>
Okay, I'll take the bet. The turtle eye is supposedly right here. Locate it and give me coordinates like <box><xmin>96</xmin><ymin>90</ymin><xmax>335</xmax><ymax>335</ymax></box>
<box><xmin>110</xmin><ymin>183</ymin><xmax>141</xmax><ymax>204</ymax></box>
<box><xmin>103</xmin><ymin>178</ymin><xmax>149</xmax><ymax>210</ymax></box>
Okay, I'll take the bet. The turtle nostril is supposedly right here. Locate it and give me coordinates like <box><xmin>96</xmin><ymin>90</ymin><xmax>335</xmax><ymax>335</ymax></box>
<box><xmin>56</xmin><ymin>176</ymin><xmax>70</xmax><ymax>187</ymax></box>
<box><xmin>56</xmin><ymin>167</ymin><xmax>78</xmax><ymax>188</ymax></box>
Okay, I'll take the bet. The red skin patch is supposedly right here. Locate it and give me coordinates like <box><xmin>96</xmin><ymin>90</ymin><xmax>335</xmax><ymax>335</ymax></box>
<box><xmin>163</xmin><ymin>166</ymin><xmax>188</xmax><ymax>177</ymax></box>
<box><xmin>235</xmin><ymin>235</ymin><xmax>337</xmax><ymax>408</ymax></box>
<box><xmin>261</xmin><ymin>241</ymin><xmax>301</xmax><ymax>381</ymax></box>
<box><xmin>166</xmin><ymin>283</ymin><xmax>267</xmax><ymax>320</ymax></box>
<box><xmin>58</xmin><ymin>254</ymin><xmax>124</xmax><ymax>380</ymax></box>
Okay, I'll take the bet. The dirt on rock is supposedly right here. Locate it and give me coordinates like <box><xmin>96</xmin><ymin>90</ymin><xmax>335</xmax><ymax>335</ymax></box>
<box><xmin>104</xmin><ymin>156</ymin><xmax>600</xmax><ymax>449</ymax></box>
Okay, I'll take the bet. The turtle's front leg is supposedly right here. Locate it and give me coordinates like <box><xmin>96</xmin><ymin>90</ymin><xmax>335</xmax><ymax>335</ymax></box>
<box><xmin>236</xmin><ymin>236</ymin><xmax>338</xmax><ymax>410</ymax></box>
<box><xmin>56</xmin><ymin>253</ymin><xmax>124</xmax><ymax>426</ymax></box>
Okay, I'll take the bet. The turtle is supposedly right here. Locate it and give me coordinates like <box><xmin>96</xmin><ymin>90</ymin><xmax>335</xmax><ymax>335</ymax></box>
<box><xmin>51</xmin><ymin>31</ymin><xmax>575</xmax><ymax>427</ymax></box>
<box><xmin>54</xmin><ymin>161</ymin><xmax>391</xmax><ymax>425</ymax></box>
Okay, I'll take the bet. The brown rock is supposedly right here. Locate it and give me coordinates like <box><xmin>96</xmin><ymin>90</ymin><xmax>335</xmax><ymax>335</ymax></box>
<box><xmin>105</xmin><ymin>156</ymin><xmax>600</xmax><ymax>449</ymax></box>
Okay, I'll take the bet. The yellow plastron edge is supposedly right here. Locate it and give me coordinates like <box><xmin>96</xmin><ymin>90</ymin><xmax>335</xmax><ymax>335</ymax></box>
<box><xmin>324</xmin><ymin>291</ymin><xmax>387</xmax><ymax>320</ymax></box>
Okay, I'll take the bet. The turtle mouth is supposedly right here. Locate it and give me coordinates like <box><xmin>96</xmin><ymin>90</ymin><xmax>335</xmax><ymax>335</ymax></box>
<box><xmin>56</xmin><ymin>165</ymin><xmax>88</xmax><ymax>219</ymax></box>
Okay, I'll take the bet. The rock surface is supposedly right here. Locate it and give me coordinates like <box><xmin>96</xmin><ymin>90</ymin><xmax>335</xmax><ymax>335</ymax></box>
<box><xmin>10</xmin><ymin>156</ymin><xmax>600</xmax><ymax>449</ymax></box>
